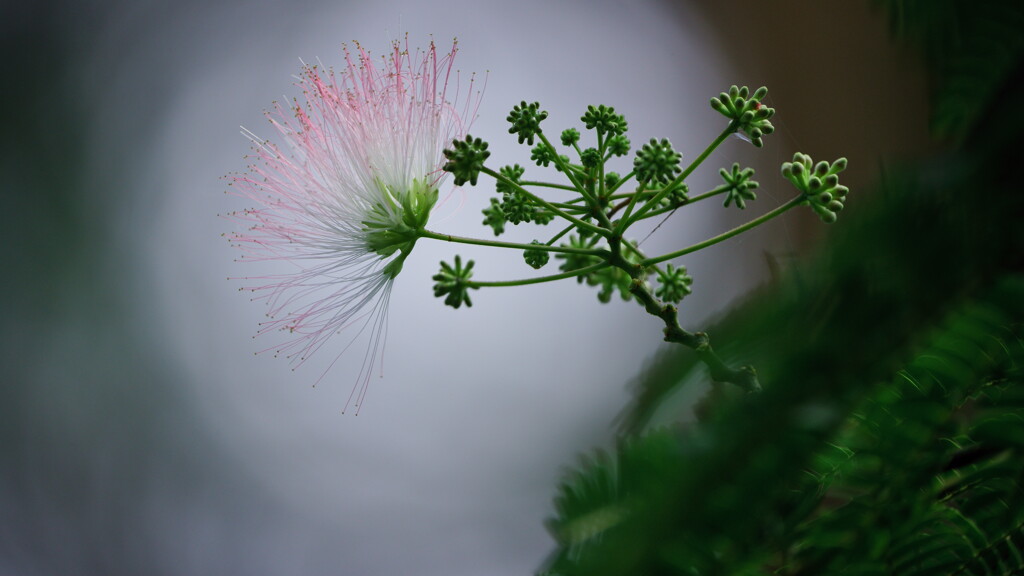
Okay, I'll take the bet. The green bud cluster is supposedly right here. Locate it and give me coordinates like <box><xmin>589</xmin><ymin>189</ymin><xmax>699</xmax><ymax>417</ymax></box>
<box><xmin>580</xmin><ymin>148</ymin><xmax>602</xmax><ymax>169</ymax></box>
<box><xmin>654</xmin><ymin>263</ymin><xmax>693</xmax><ymax>303</ymax></box>
<box><xmin>531</xmin><ymin>144</ymin><xmax>567</xmax><ymax>168</ymax></box>
<box><xmin>431</xmin><ymin>86</ymin><xmax>845</xmax><ymax>396</ymax></box>
<box><xmin>494</xmin><ymin>164</ymin><xmax>527</xmax><ymax>195</ymax></box>
<box><xmin>442</xmin><ymin>135</ymin><xmax>491</xmax><ymax>186</ymax></box>
<box><xmin>710</xmin><ymin>85</ymin><xmax>775</xmax><ymax>147</ymax></box>
<box><xmin>657</xmin><ymin>183</ymin><xmax>689</xmax><ymax>209</ymax></box>
<box><xmin>432</xmin><ymin>255</ymin><xmax>477</xmax><ymax>309</ymax></box>
<box><xmin>481</xmin><ymin>198</ymin><xmax>505</xmax><ymax>236</ymax></box>
<box><xmin>507</xmin><ymin>101</ymin><xmax>549</xmax><ymax>145</ymax></box>
<box><xmin>481</xmin><ymin>164</ymin><xmax>553</xmax><ymax>235</ymax></box>
<box><xmin>502</xmin><ymin>191</ymin><xmax>536</xmax><ymax>224</ymax></box>
<box><xmin>781</xmin><ymin>153</ymin><xmax>849</xmax><ymax>223</ymax></box>
<box><xmin>634</xmin><ymin>138</ymin><xmax>682</xmax><ymax>185</ymax></box>
<box><xmin>607</xmin><ymin>135</ymin><xmax>631</xmax><ymax>157</ymax></box>
<box><xmin>523</xmin><ymin>241</ymin><xmax>550</xmax><ymax>269</ymax></box>
<box><xmin>581</xmin><ymin>104</ymin><xmax>628</xmax><ymax>136</ymax></box>
<box><xmin>720</xmin><ymin>163</ymin><xmax>759</xmax><ymax>209</ymax></box>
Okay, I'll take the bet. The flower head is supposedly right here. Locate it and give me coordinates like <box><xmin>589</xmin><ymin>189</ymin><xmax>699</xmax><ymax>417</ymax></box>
<box><xmin>227</xmin><ymin>38</ymin><xmax>480</xmax><ymax>412</ymax></box>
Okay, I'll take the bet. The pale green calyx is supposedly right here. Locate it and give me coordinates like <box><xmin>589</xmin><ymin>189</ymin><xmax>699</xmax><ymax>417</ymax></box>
<box><xmin>364</xmin><ymin>178</ymin><xmax>439</xmax><ymax>272</ymax></box>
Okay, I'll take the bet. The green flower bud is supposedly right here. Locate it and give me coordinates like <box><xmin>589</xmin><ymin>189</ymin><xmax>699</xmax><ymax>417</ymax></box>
<box><xmin>781</xmin><ymin>152</ymin><xmax>850</xmax><ymax>223</ymax></box>
<box><xmin>523</xmin><ymin>241</ymin><xmax>550</xmax><ymax>269</ymax></box>
<box><xmin>581</xmin><ymin>147</ymin><xmax>601</xmax><ymax>169</ymax></box>
<box><xmin>634</xmin><ymin>138</ymin><xmax>682</xmax><ymax>185</ymax></box>
<box><xmin>482</xmin><ymin>198</ymin><xmax>505</xmax><ymax>236</ymax></box>
<box><xmin>495</xmin><ymin>164</ymin><xmax>526</xmax><ymax>195</ymax></box>
<box><xmin>655</xmin><ymin>263</ymin><xmax>694</xmax><ymax>303</ymax></box>
<box><xmin>502</xmin><ymin>190</ymin><xmax>534</xmax><ymax>225</ymax></box>
<box><xmin>432</xmin><ymin>255</ymin><xmax>477</xmax><ymax>309</ymax></box>
<box><xmin>531</xmin><ymin>144</ymin><xmax>558</xmax><ymax>167</ymax></box>
<box><xmin>507</xmin><ymin>101</ymin><xmax>548</xmax><ymax>145</ymax></box>
<box><xmin>442</xmin><ymin>135</ymin><xmax>490</xmax><ymax>186</ymax></box>
<box><xmin>607</xmin><ymin>134</ymin><xmax>631</xmax><ymax>157</ymax></box>
<box><xmin>711</xmin><ymin>84</ymin><xmax>775</xmax><ymax>147</ymax></box>
<box><xmin>720</xmin><ymin>163</ymin><xmax>759</xmax><ymax>209</ymax></box>
<box><xmin>581</xmin><ymin>104</ymin><xmax>628</xmax><ymax>136</ymax></box>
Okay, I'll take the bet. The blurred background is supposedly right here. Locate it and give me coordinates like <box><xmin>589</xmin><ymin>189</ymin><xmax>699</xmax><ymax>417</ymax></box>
<box><xmin>1</xmin><ymin>1</ymin><xmax>927</xmax><ymax>574</ymax></box>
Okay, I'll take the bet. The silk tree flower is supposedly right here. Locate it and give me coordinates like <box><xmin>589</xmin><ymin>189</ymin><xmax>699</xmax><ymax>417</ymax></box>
<box><xmin>227</xmin><ymin>39</ymin><xmax>480</xmax><ymax>412</ymax></box>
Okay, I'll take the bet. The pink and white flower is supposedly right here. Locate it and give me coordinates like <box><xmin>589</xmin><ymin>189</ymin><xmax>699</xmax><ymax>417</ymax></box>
<box><xmin>227</xmin><ymin>38</ymin><xmax>480</xmax><ymax>411</ymax></box>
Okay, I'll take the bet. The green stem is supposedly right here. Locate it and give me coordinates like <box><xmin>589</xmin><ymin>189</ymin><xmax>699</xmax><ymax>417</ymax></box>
<box><xmin>643</xmin><ymin>193</ymin><xmax>802</xmax><ymax>264</ymax></box>
<box><xmin>519</xmin><ymin>180</ymin><xmax>579</xmax><ymax>192</ymax></box>
<box><xmin>643</xmin><ymin>192</ymin><xmax>802</xmax><ymax>264</ymax></box>
<box><xmin>468</xmin><ymin>262</ymin><xmax>609</xmax><ymax>288</ymax></box>
<box><xmin>536</xmin><ymin>132</ymin><xmax>615</xmax><ymax>230</ymax></box>
<box><xmin>642</xmin><ymin>196</ymin><xmax>803</xmax><ymax>267</ymax></box>
<box><xmin>606</xmin><ymin>170</ymin><xmax>636</xmax><ymax>196</ymax></box>
<box><xmin>537</xmin><ymin>132</ymin><xmax>588</xmax><ymax>197</ymax></box>
<box><xmin>626</xmin><ymin>123</ymin><xmax>736</xmax><ymax>227</ymax></box>
<box><xmin>421</xmin><ymin>229</ymin><xmax>603</xmax><ymax>256</ymax></box>
<box><xmin>546</xmin><ymin>223</ymin><xmax>577</xmax><ymax>246</ymax></box>
<box><xmin>628</xmin><ymin>277</ymin><xmax>761</xmax><ymax>392</ymax></box>
<box><xmin>614</xmin><ymin>182</ymin><xmax>647</xmax><ymax>236</ymax></box>
<box><xmin>548</xmin><ymin>202</ymin><xmax>590</xmax><ymax>212</ymax></box>
<box><xmin>483</xmin><ymin>167</ymin><xmax>609</xmax><ymax>238</ymax></box>
<box><xmin>630</xmin><ymin>185</ymin><xmax>732</xmax><ymax>221</ymax></box>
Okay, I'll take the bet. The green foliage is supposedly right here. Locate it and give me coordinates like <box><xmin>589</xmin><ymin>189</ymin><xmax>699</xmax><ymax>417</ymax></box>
<box><xmin>546</xmin><ymin>231</ymin><xmax>1024</xmax><ymax>575</ymax></box>
<box><xmin>541</xmin><ymin>2</ymin><xmax>1024</xmax><ymax>571</ymax></box>
<box><xmin>431</xmin><ymin>255</ymin><xmax>476</xmax><ymax>309</ymax></box>
<box><xmin>787</xmin><ymin>287</ymin><xmax>1024</xmax><ymax>575</ymax></box>
<box><xmin>874</xmin><ymin>0</ymin><xmax>1024</xmax><ymax>142</ymax></box>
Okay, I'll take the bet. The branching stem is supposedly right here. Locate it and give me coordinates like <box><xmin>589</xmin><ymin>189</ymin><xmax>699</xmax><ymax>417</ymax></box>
<box><xmin>627</xmin><ymin>277</ymin><xmax>761</xmax><ymax>392</ymax></box>
<box><xmin>421</xmin><ymin>229</ymin><xmax>603</xmax><ymax>256</ymax></box>
<box><xmin>626</xmin><ymin>123</ymin><xmax>736</xmax><ymax>227</ymax></box>
<box><xmin>642</xmin><ymin>196</ymin><xmax>803</xmax><ymax>267</ymax></box>
<box><xmin>483</xmin><ymin>167</ymin><xmax>609</xmax><ymax>237</ymax></box>
<box><xmin>467</xmin><ymin>261</ymin><xmax>609</xmax><ymax>288</ymax></box>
